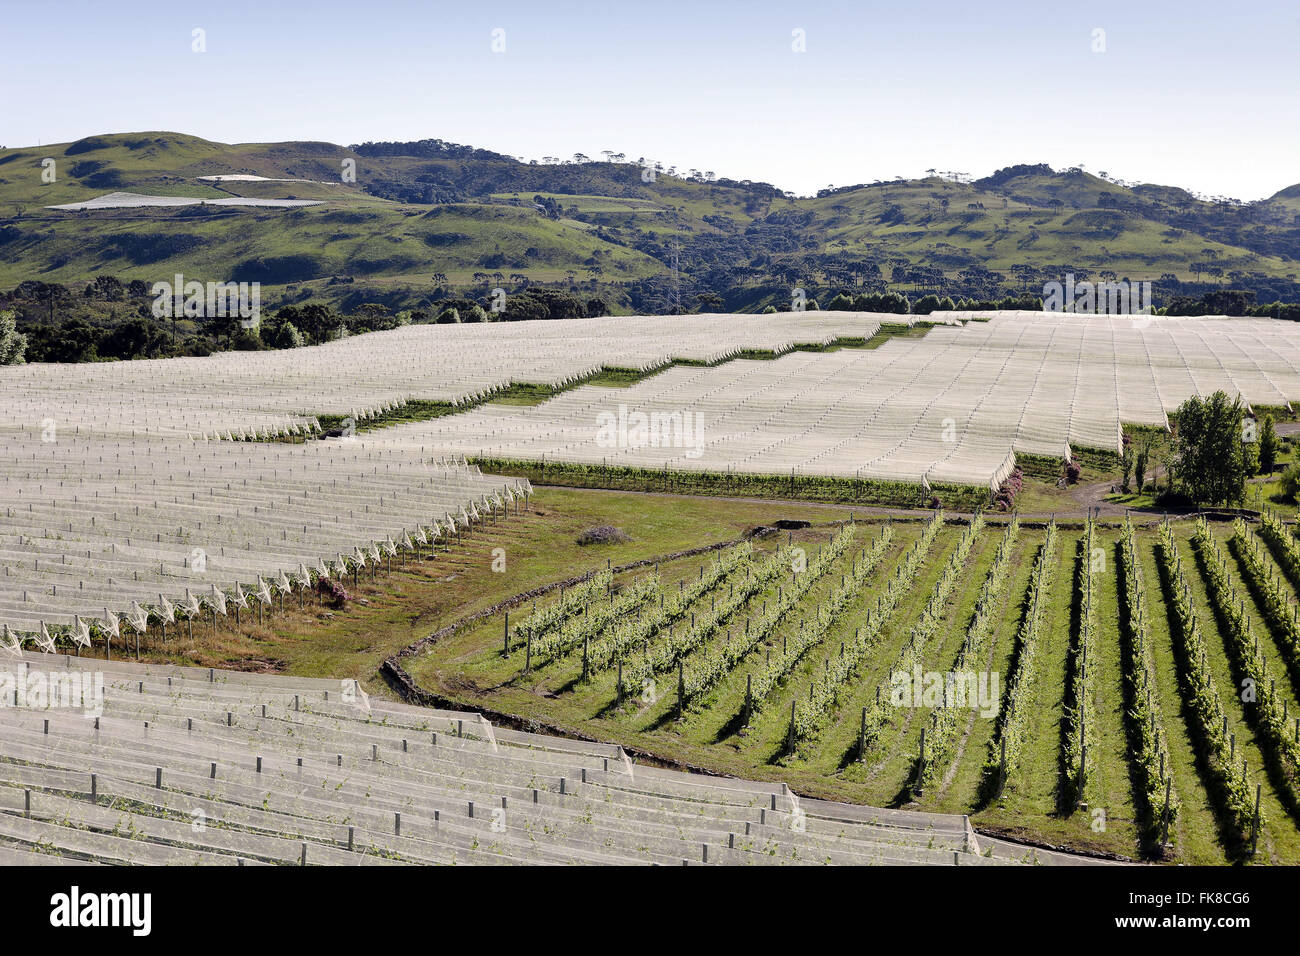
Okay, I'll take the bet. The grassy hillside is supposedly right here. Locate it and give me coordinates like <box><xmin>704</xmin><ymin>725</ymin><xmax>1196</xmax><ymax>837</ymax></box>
<box><xmin>3</xmin><ymin>132</ymin><xmax>1300</xmax><ymax>315</ymax></box>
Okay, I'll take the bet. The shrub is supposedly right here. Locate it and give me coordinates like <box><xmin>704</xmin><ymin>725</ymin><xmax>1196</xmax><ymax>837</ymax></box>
<box><xmin>230</xmin><ymin>328</ymin><xmax>264</xmax><ymax>351</ymax></box>
<box><xmin>1155</xmin><ymin>487</ymin><xmax>1195</xmax><ymax>511</ymax></box>
<box><xmin>436</xmin><ymin>307</ymin><xmax>461</xmax><ymax>324</ymax></box>
<box><xmin>1065</xmin><ymin>460</ymin><xmax>1082</xmax><ymax>484</ymax></box>
<box><xmin>993</xmin><ymin>467</ymin><xmax>1023</xmax><ymax>511</ymax></box>
<box><xmin>576</xmin><ymin>525</ymin><xmax>630</xmax><ymax>546</ymax></box>
<box><xmin>261</xmin><ymin>319</ymin><xmax>303</xmax><ymax>350</ymax></box>
<box><xmin>1282</xmin><ymin>463</ymin><xmax>1300</xmax><ymax>502</ymax></box>
<box><xmin>851</xmin><ymin>291</ymin><xmax>911</xmax><ymax>314</ymax></box>
<box><xmin>315</xmin><ymin>577</ymin><xmax>349</xmax><ymax>607</ymax></box>
<box><xmin>1</xmin><ymin>310</ymin><xmax>30</xmax><ymax>365</ymax></box>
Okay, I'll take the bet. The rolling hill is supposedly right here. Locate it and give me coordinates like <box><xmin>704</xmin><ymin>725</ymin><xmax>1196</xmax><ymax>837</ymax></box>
<box><xmin>2</xmin><ymin>132</ymin><xmax>1299</xmax><ymax>316</ymax></box>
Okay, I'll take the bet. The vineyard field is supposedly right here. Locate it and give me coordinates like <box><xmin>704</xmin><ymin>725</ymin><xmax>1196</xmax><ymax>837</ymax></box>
<box><xmin>406</xmin><ymin>514</ymin><xmax>1300</xmax><ymax>863</ymax></box>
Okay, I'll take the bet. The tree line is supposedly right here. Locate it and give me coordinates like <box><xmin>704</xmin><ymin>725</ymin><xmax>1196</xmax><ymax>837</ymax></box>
<box><xmin>0</xmin><ymin>279</ymin><xmax>612</xmax><ymax>363</ymax></box>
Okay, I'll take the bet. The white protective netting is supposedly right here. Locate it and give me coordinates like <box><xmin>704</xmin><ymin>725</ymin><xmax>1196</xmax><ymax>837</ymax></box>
<box><xmin>404</xmin><ymin>313</ymin><xmax>1300</xmax><ymax>487</ymax></box>
<box><xmin>1</xmin><ymin>312</ymin><xmax>891</xmax><ymax>441</ymax></box>
<box><xmin>0</xmin><ymin>430</ymin><xmax>522</xmax><ymax>634</ymax></box>
<box><xmin>3</xmin><ymin>310</ymin><xmax>1296</xmax><ymax>638</ymax></box>
<box><xmin>0</xmin><ymin>655</ymin><xmax>1065</xmax><ymax>865</ymax></box>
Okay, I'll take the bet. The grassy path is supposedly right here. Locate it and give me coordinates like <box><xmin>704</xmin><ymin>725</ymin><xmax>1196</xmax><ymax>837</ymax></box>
<box><xmin>1082</xmin><ymin>530</ymin><xmax>1142</xmax><ymax>852</ymax></box>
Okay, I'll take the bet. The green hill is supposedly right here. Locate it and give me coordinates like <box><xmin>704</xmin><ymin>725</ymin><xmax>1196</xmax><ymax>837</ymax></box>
<box><xmin>2</xmin><ymin>132</ymin><xmax>1299</xmax><ymax>316</ymax></box>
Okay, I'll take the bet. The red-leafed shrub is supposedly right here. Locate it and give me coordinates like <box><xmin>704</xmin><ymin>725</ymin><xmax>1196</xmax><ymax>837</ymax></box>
<box><xmin>315</xmin><ymin>577</ymin><xmax>350</xmax><ymax>607</ymax></box>
<box><xmin>993</xmin><ymin>467</ymin><xmax>1023</xmax><ymax>511</ymax></box>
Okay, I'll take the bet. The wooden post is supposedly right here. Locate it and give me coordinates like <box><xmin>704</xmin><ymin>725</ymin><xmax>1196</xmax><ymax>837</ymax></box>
<box><xmin>744</xmin><ymin>674</ymin><xmax>752</xmax><ymax>727</ymax></box>
<box><xmin>916</xmin><ymin>727</ymin><xmax>926</xmax><ymax>795</ymax></box>
<box><xmin>1161</xmin><ymin>778</ymin><xmax>1171</xmax><ymax>846</ymax></box>
<box><xmin>582</xmin><ymin>634</ymin><xmax>590</xmax><ymax>682</ymax></box>
<box><xmin>859</xmin><ymin>708</ymin><xmax>867</xmax><ymax>762</ymax></box>
<box><xmin>785</xmin><ymin>699</ymin><xmax>796</xmax><ymax>756</ymax></box>
<box><xmin>1079</xmin><ymin>742</ymin><xmax>1087</xmax><ymax>804</ymax></box>
<box><xmin>503</xmin><ymin>612</ymin><xmax>509</xmax><ymax>658</ymax></box>
<box><xmin>1251</xmin><ymin>784</ymin><xmax>1262</xmax><ymax>857</ymax></box>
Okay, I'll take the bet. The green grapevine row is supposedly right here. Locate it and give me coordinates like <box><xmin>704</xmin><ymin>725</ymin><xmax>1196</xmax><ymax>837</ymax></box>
<box><xmin>530</xmin><ymin>572</ymin><xmax>661</xmax><ymax>665</ymax></box>
<box><xmin>1064</xmin><ymin>519</ymin><xmax>1098</xmax><ymax>805</ymax></box>
<box><xmin>914</xmin><ymin>517</ymin><xmax>1020</xmax><ymax>793</ymax></box>
<box><xmin>748</xmin><ymin>522</ymin><xmax>910</xmax><ymax>714</ymax></box>
<box><xmin>984</xmin><ymin>520</ymin><xmax>1057</xmax><ymax>791</ymax></box>
<box><xmin>587</xmin><ymin>542</ymin><xmax>754</xmax><ymax>672</ymax></box>
<box><xmin>1193</xmin><ymin>519</ymin><xmax>1300</xmax><ymax>779</ymax></box>
<box><xmin>1230</xmin><ymin>520</ymin><xmax>1300</xmax><ymax>685</ymax></box>
<box><xmin>512</xmin><ymin>569</ymin><xmax>613</xmax><ymax>650</ymax></box>
<box><xmin>1118</xmin><ymin>517</ymin><xmax>1178</xmax><ymax>843</ymax></box>
<box><xmin>857</xmin><ymin>514</ymin><xmax>986</xmax><ymax>756</ymax></box>
<box><xmin>1258</xmin><ymin>510</ymin><xmax>1300</xmax><ymax>595</ymax></box>
<box><xmin>618</xmin><ymin>525</ymin><xmax>856</xmax><ymax>698</ymax></box>
<box><xmin>1157</xmin><ymin>521</ymin><xmax>1256</xmax><ymax>840</ymax></box>
<box><xmin>783</xmin><ymin>513</ymin><xmax>945</xmax><ymax>746</ymax></box>
<box><xmin>681</xmin><ymin>525</ymin><xmax>896</xmax><ymax>710</ymax></box>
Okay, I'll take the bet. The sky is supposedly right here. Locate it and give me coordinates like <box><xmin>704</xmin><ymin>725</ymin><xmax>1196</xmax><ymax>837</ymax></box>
<box><xmin>2</xmin><ymin>0</ymin><xmax>1297</xmax><ymax>199</ymax></box>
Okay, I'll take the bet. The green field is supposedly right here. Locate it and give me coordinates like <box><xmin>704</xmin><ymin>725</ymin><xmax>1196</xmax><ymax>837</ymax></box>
<box><xmin>394</xmin><ymin>510</ymin><xmax>1300</xmax><ymax>864</ymax></box>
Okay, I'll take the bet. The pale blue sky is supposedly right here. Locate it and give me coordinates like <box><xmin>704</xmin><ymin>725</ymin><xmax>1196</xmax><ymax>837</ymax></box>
<box><xmin>2</xmin><ymin>0</ymin><xmax>1296</xmax><ymax>198</ymax></box>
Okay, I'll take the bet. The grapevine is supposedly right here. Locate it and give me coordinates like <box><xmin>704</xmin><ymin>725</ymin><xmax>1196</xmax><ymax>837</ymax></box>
<box><xmin>914</xmin><ymin>517</ymin><xmax>1019</xmax><ymax>793</ymax></box>
<box><xmin>1118</xmin><ymin>517</ymin><xmax>1179</xmax><ymax>845</ymax></box>
<box><xmin>1157</xmin><ymin>520</ymin><xmax>1256</xmax><ymax>841</ymax></box>
<box><xmin>984</xmin><ymin>520</ymin><xmax>1057</xmax><ymax>793</ymax></box>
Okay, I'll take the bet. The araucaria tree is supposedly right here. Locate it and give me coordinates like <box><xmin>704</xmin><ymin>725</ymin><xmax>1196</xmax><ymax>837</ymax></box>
<box><xmin>1173</xmin><ymin>391</ymin><xmax>1250</xmax><ymax>505</ymax></box>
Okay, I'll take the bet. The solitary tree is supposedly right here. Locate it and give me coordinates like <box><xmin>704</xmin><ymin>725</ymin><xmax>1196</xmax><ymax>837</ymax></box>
<box><xmin>1174</xmin><ymin>391</ymin><xmax>1250</xmax><ymax>505</ymax></box>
